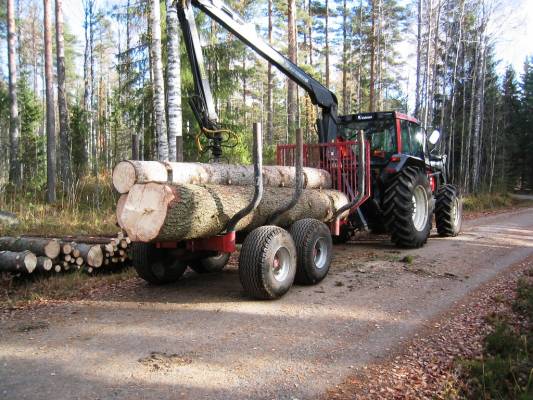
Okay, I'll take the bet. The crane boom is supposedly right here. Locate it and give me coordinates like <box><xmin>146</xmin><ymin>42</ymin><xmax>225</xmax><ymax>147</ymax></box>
<box><xmin>177</xmin><ymin>0</ymin><xmax>340</xmax><ymax>152</ymax></box>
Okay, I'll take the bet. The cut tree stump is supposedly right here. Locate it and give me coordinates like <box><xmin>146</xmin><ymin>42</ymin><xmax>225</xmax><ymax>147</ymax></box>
<box><xmin>0</xmin><ymin>250</ymin><xmax>37</xmax><ymax>273</ymax></box>
<box><xmin>0</xmin><ymin>237</ymin><xmax>60</xmax><ymax>259</ymax></box>
<box><xmin>118</xmin><ymin>183</ymin><xmax>348</xmax><ymax>242</ymax></box>
<box><xmin>112</xmin><ymin>161</ymin><xmax>332</xmax><ymax>194</ymax></box>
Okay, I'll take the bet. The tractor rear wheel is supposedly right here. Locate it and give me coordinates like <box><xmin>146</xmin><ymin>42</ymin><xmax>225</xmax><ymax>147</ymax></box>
<box><xmin>189</xmin><ymin>252</ymin><xmax>230</xmax><ymax>274</ymax></box>
<box><xmin>290</xmin><ymin>219</ymin><xmax>332</xmax><ymax>285</ymax></box>
<box><xmin>435</xmin><ymin>184</ymin><xmax>462</xmax><ymax>237</ymax></box>
<box><xmin>383</xmin><ymin>166</ymin><xmax>434</xmax><ymax>248</ymax></box>
<box><xmin>130</xmin><ymin>243</ymin><xmax>187</xmax><ymax>285</ymax></box>
<box><xmin>239</xmin><ymin>226</ymin><xmax>297</xmax><ymax>300</ymax></box>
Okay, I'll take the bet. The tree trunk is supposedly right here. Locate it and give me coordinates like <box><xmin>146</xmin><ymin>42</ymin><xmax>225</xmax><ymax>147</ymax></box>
<box><xmin>166</xmin><ymin>0</ymin><xmax>182</xmax><ymax>162</ymax></box>
<box><xmin>341</xmin><ymin>0</ymin><xmax>349</xmax><ymax>114</ymax></box>
<box><xmin>267</xmin><ymin>0</ymin><xmax>274</xmax><ymax>145</ymax></box>
<box><xmin>287</xmin><ymin>0</ymin><xmax>297</xmax><ymax>141</ymax></box>
<box><xmin>325</xmin><ymin>0</ymin><xmax>330</xmax><ymax>88</ymax></box>
<box><xmin>369</xmin><ymin>0</ymin><xmax>377</xmax><ymax>111</ymax></box>
<box><xmin>74</xmin><ymin>243</ymin><xmax>104</xmax><ymax>267</ymax></box>
<box><xmin>0</xmin><ymin>251</ymin><xmax>37</xmax><ymax>274</ymax></box>
<box><xmin>44</xmin><ymin>0</ymin><xmax>56</xmax><ymax>203</ymax></box>
<box><xmin>0</xmin><ymin>237</ymin><xmax>61</xmax><ymax>258</ymax></box>
<box><xmin>118</xmin><ymin>183</ymin><xmax>349</xmax><ymax>242</ymax></box>
<box><xmin>7</xmin><ymin>0</ymin><xmax>21</xmax><ymax>185</ymax></box>
<box><xmin>55</xmin><ymin>0</ymin><xmax>72</xmax><ymax>189</ymax></box>
<box><xmin>414</xmin><ymin>0</ymin><xmax>422</xmax><ymax>117</ymax></box>
<box><xmin>151</xmin><ymin>0</ymin><xmax>168</xmax><ymax>161</ymax></box>
<box><xmin>112</xmin><ymin>160</ymin><xmax>333</xmax><ymax>193</ymax></box>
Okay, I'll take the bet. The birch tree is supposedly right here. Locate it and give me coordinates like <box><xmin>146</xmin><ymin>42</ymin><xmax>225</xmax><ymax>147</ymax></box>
<box><xmin>7</xmin><ymin>0</ymin><xmax>21</xmax><ymax>185</ymax></box>
<box><xmin>166</xmin><ymin>0</ymin><xmax>182</xmax><ymax>162</ymax></box>
<box><xmin>150</xmin><ymin>0</ymin><xmax>168</xmax><ymax>161</ymax></box>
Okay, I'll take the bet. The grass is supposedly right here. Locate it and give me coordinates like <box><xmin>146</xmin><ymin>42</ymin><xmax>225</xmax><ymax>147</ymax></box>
<box><xmin>0</xmin><ymin>173</ymin><xmax>119</xmax><ymax>237</ymax></box>
<box><xmin>458</xmin><ymin>270</ymin><xmax>533</xmax><ymax>399</ymax></box>
<box><xmin>463</xmin><ymin>192</ymin><xmax>532</xmax><ymax>213</ymax></box>
<box><xmin>1</xmin><ymin>267</ymin><xmax>137</xmax><ymax>308</ymax></box>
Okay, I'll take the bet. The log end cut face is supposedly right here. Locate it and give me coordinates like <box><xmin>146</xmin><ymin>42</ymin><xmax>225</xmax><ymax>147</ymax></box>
<box><xmin>112</xmin><ymin>161</ymin><xmax>138</xmax><ymax>194</ymax></box>
<box><xmin>119</xmin><ymin>183</ymin><xmax>177</xmax><ymax>242</ymax></box>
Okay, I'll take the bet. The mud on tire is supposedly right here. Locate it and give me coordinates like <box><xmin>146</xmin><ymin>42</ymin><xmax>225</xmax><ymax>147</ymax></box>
<box><xmin>435</xmin><ymin>184</ymin><xmax>462</xmax><ymax>237</ymax></box>
<box><xmin>383</xmin><ymin>166</ymin><xmax>434</xmax><ymax>248</ymax></box>
<box><xmin>130</xmin><ymin>243</ymin><xmax>187</xmax><ymax>285</ymax></box>
<box><xmin>239</xmin><ymin>226</ymin><xmax>297</xmax><ymax>300</ymax></box>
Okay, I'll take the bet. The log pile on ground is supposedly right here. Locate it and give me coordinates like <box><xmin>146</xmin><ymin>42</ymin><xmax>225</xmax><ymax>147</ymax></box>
<box><xmin>114</xmin><ymin>161</ymin><xmax>349</xmax><ymax>242</ymax></box>
<box><xmin>0</xmin><ymin>233</ymin><xmax>132</xmax><ymax>275</ymax></box>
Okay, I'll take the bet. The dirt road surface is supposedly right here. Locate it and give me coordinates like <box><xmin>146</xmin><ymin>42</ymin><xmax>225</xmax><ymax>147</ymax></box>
<box><xmin>1</xmin><ymin>208</ymin><xmax>533</xmax><ymax>400</ymax></box>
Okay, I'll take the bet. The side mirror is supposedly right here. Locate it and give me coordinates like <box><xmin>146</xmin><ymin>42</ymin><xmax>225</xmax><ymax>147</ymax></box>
<box><xmin>428</xmin><ymin>130</ymin><xmax>440</xmax><ymax>145</ymax></box>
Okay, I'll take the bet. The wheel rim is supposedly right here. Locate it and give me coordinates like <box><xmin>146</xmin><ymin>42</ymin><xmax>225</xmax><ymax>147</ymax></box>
<box><xmin>412</xmin><ymin>186</ymin><xmax>429</xmax><ymax>231</ymax></box>
<box><xmin>313</xmin><ymin>237</ymin><xmax>328</xmax><ymax>269</ymax></box>
<box><xmin>452</xmin><ymin>197</ymin><xmax>461</xmax><ymax>228</ymax></box>
<box><xmin>272</xmin><ymin>247</ymin><xmax>291</xmax><ymax>282</ymax></box>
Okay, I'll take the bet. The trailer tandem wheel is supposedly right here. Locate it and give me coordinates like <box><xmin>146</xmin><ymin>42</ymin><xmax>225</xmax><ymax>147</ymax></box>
<box><xmin>130</xmin><ymin>243</ymin><xmax>187</xmax><ymax>285</ymax></box>
<box><xmin>290</xmin><ymin>218</ymin><xmax>333</xmax><ymax>285</ymax></box>
<box><xmin>239</xmin><ymin>226</ymin><xmax>297</xmax><ymax>300</ymax></box>
<box><xmin>189</xmin><ymin>252</ymin><xmax>230</xmax><ymax>273</ymax></box>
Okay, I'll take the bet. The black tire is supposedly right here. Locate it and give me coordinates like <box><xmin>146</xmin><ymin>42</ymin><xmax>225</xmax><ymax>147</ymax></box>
<box><xmin>289</xmin><ymin>219</ymin><xmax>333</xmax><ymax>285</ymax></box>
<box><xmin>130</xmin><ymin>243</ymin><xmax>187</xmax><ymax>285</ymax></box>
<box><xmin>239</xmin><ymin>226</ymin><xmax>297</xmax><ymax>300</ymax></box>
<box><xmin>189</xmin><ymin>252</ymin><xmax>230</xmax><ymax>274</ymax></box>
<box><xmin>383</xmin><ymin>166</ymin><xmax>434</xmax><ymax>248</ymax></box>
<box><xmin>435</xmin><ymin>184</ymin><xmax>462</xmax><ymax>237</ymax></box>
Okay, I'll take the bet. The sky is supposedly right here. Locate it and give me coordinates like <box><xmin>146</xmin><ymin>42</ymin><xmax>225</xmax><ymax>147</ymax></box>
<box><xmin>3</xmin><ymin>0</ymin><xmax>532</xmax><ymax>92</ymax></box>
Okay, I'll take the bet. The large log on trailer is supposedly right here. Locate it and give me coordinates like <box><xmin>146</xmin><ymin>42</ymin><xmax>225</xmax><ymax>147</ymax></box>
<box><xmin>112</xmin><ymin>161</ymin><xmax>333</xmax><ymax>194</ymax></box>
<box><xmin>0</xmin><ymin>250</ymin><xmax>37</xmax><ymax>273</ymax></box>
<box><xmin>0</xmin><ymin>237</ymin><xmax>60</xmax><ymax>259</ymax></box>
<box><xmin>119</xmin><ymin>183</ymin><xmax>349</xmax><ymax>242</ymax></box>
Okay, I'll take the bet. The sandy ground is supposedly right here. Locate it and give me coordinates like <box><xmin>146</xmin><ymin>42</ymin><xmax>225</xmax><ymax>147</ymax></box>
<box><xmin>1</xmin><ymin>208</ymin><xmax>532</xmax><ymax>400</ymax></box>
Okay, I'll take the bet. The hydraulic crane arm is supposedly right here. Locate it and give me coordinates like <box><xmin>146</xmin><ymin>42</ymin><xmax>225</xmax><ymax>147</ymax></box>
<box><xmin>176</xmin><ymin>0</ymin><xmax>340</xmax><ymax>148</ymax></box>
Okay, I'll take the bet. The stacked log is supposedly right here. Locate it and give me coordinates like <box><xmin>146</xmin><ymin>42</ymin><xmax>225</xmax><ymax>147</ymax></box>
<box><xmin>114</xmin><ymin>161</ymin><xmax>348</xmax><ymax>243</ymax></box>
<box><xmin>0</xmin><ymin>233</ymin><xmax>132</xmax><ymax>275</ymax></box>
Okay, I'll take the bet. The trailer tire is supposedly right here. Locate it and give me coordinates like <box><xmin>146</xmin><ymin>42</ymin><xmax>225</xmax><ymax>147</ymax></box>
<box><xmin>435</xmin><ymin>184</ymin><xmax>462</xmax><ymax>237</ymax></box>
<box><xmin>290</xmin><ymin>219</ymin><xmax>332</xmax><ymax>285</ymax></box>
<box><xmin>130</xmin><ymin>243</ymin><xmax>187</xmax><ymax>285</ymax></box>
<box><xmin>383</xmin><ymin>166</ymin><xmax>434</xmax><ymax>248</ymax></box>
<box><xmin>189</xmin><ymin>252</ymin><xmax>230</xmax><ymax>274</ymax></box>
<box><xmin>239</xmin><ymin>226</ymin><xmax>296</xmax><ymax>300</ymax></box>
<box><xmin>332</xmin><ymin>225</ymin><xmax>351</xmax><ymax>244</ymax></box>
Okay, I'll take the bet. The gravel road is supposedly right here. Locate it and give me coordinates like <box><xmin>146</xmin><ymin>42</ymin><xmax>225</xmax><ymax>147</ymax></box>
<box><xmin>1</xmin><ymin>208</ymin><xmax>532</xmax><ymax>400</ymax></box>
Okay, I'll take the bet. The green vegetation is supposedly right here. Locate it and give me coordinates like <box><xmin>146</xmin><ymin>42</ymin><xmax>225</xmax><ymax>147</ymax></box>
<box><xmin>0</xmin><ymin>174</ymin><xmax>118</xmax><ymax>236</ymax></box>
<box><xmin>458</xmin><ymin>272</ymin><xmax>533</xmax><ymax>399</ymax></box>
<box><xmin>463</xmin><ymin>192</ymin><xmax>533</xmax><ymax>213</ymax></box>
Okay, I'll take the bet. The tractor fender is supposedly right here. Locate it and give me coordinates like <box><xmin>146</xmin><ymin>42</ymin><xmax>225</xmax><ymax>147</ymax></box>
<box><xmin>380</xmin><ymin>154</ymin><xmax>426</xmax><ymax>183</ymax></box>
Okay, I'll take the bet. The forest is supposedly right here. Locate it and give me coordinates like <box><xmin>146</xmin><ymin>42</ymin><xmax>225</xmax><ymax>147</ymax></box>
<box><xmin>0</xmin><ymin>0</ymin><xmax>532</xmax><ymax>209</ymax></box>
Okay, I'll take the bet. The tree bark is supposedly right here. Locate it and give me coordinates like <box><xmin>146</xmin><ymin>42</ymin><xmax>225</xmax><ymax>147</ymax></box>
<box><xmin>151</xmin><ymin>0</ymin><xmax>168</xmax><ymax>161</ymax></box>
<box><xmin>267</xmin><ymin>0</ymin><xmax>274</xmax><ymax>145</ymax></box>
<box><xmin>7</xmin><ymin>0</ymin><xmax>21</xmax><ymax>185</ymax></box>
<box><xmin>55</xmin><ymin>0</ymin><xmax>72</xmax><ymax>189</ymax></box>
<box><xmin>324</xmin><ymin>0</ymin><xmax>330</xmax><ymax>88</ymax></box>
<box><xmin>118</xmin><ymin>183</ymin><xmax>349</xmax><ymax>242</ymax></box>
<box><xmin>369</xmin><ymin>0</ymin><xmax>377</xmax><ymax>111</ymax></box>
<box><xmin>0</xmin><ymin>237</ymin><xmax>61</xmax><ymax>259</ymax></box>
<box><xmin>112</xmin><ymin>161</ymin><xmax>333</xmax><ymax>193</ymax></box>
<box><xmin>166</xmin><ymin>0</ymin><xmax>182</xmax><ymax>162</ymax></box>
<box><xmin>44</xmin><ymin>0</ymin><xmax>56</xmax><ymax>203</ymax></box>
<box><xmin>36</xmin><ymin>257</ymin><xmax>53</xmax><ymax>272</ymax></box>
<box><xmin>0</xmin><ymin>251</ymin><xmax>37</xmax><ymax>274</ymax></box>
<box><xmin>414</xmin><ymin>0</ymin><xmax>422</xmax><ymax>117</ymax></box>
<box><xmin>74</xmin><ymin>243</ymin><xmax>104</xmax><ymax>267</ymax></box>
<box><xmin>341</xmin><ymin>0</ymin><xmax>349</xmax><ymax>114</ymax></box>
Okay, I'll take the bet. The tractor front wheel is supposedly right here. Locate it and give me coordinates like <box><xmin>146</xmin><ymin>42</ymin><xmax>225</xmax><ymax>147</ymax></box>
<box><xmin>130</xmin><ymin>243</ymin><xmax>187</xmax><ymax>285</ymax></box>
<box><xmin>435</xmin><ymin>184</ymin><xmax>462</xmax><ymax>237</ymax></box>
<box><xmin>383</xmin><ymin>166</ymin><xmax>434</xmax><ymax>248</ymax></box>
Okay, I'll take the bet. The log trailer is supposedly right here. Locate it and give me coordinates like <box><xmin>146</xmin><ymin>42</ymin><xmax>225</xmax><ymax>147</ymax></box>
<box><xmin>127</xmin><ymin>0</ymin><xmax>462</xmax><ymax>300</ymax></box>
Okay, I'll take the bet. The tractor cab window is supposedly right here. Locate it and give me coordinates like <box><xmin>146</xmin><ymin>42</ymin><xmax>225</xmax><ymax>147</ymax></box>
<box><xmin>340</xmin><ymin>119</ymin><xmax>397</xmax><ymax>159</ymax></box>
<box><xmin>409</xmin><ymin>123</ymin><xmax>425</xmax><ymax>159</ymax></box>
